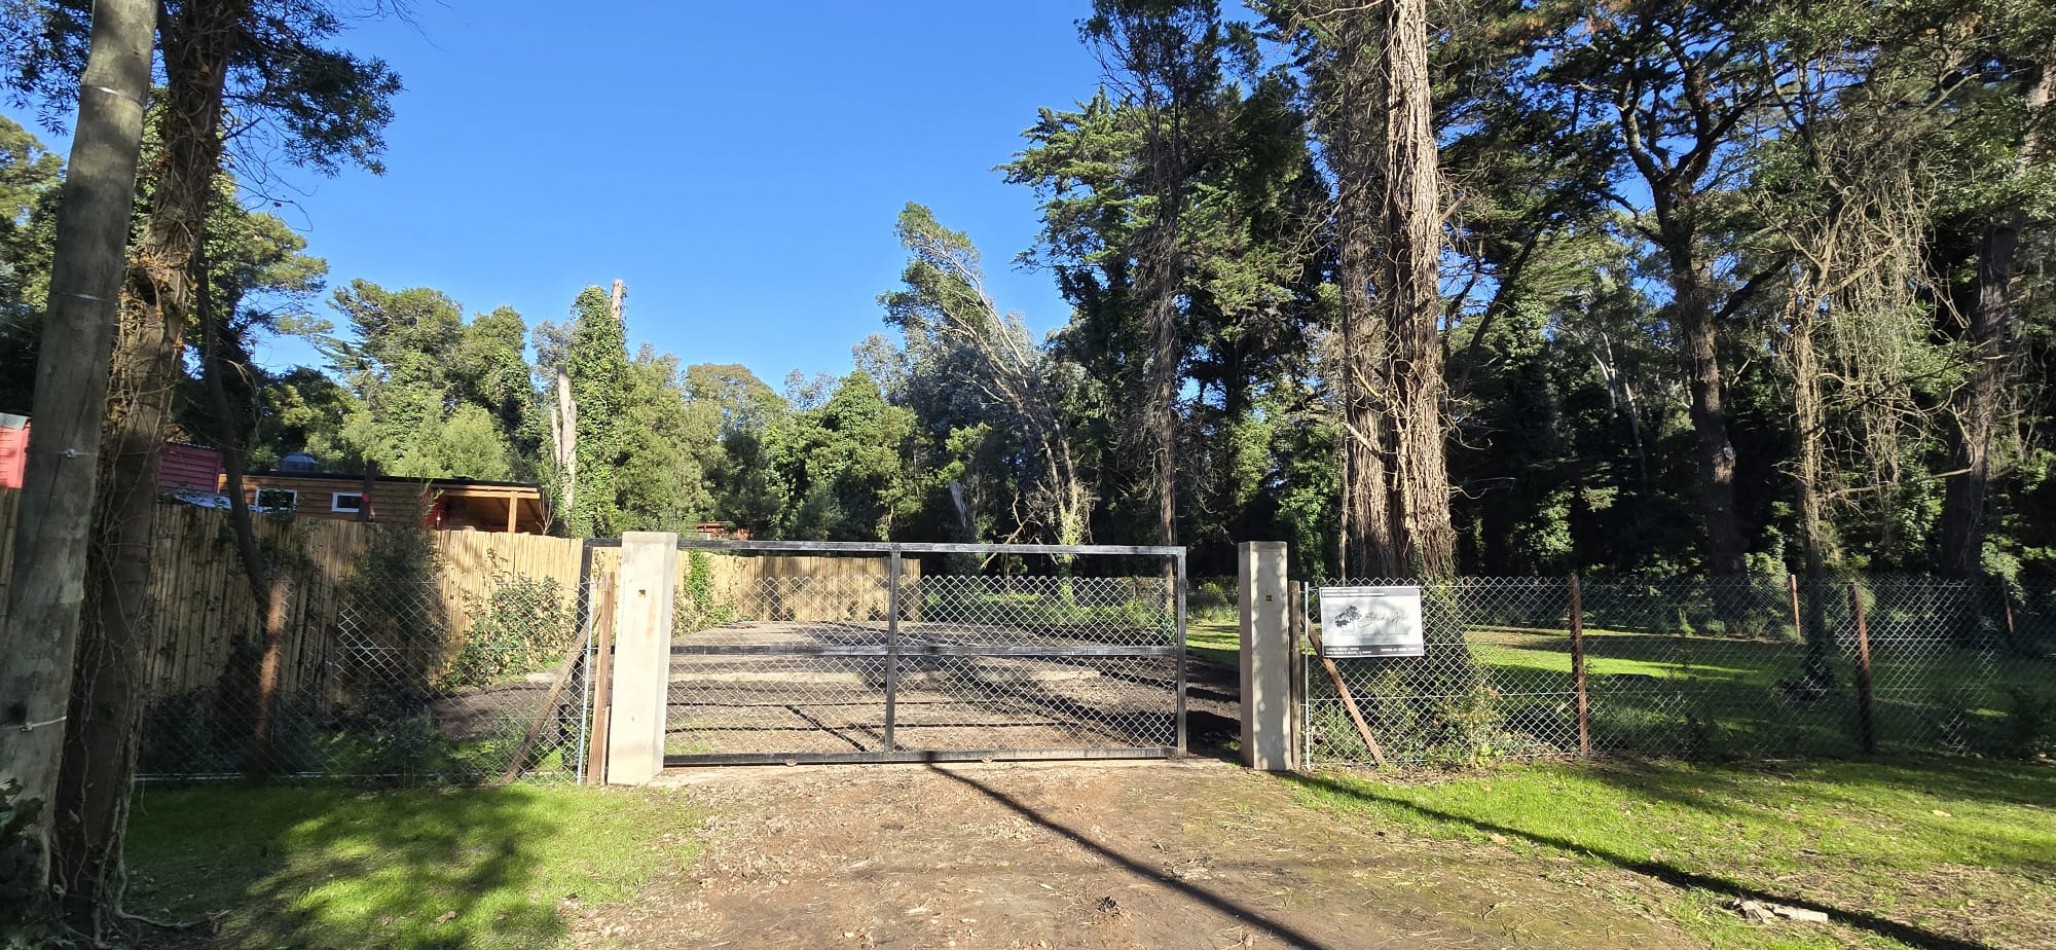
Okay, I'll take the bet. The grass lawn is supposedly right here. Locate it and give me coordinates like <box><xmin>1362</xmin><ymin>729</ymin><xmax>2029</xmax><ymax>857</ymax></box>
<box><xmin>124</xmin><ymin>782</ymin><xmax>702</xmax><ymax>949</ymax></box>
<box><xmin>1290</xmin><ymin>757</ymin><xmax>2056</xmax><ymax>949</ymax></box>
<box><xmin>1187</xmin><ymin>618</ymin><xmax>1238</xmax><ymax>666</ymax></box>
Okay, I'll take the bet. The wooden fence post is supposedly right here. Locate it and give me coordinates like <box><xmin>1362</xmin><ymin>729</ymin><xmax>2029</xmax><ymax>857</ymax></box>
<box><xmin>1787</xmin><ymin>574</ymin><xmax>1803</xmax><ymax>640</ymax></box>
<box><xmin>1848</xmin><ymin>581</ymin><xmax>1878</xmax><ymax>755</ymax></box>
<box><xmin>583</xmin><ymin>576</ymin><xmax>617</xmax><ymax>785</ymax></box>
<box><xmin>1569</xmin><ymin>574</ymin><xmax>1589</xmax><ymax>757</ymax></box>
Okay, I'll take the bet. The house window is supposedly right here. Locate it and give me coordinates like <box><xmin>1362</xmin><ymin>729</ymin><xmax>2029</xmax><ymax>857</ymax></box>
<box><xmin>253</xmin><ymin>488</ymin><xmax>297</xmax><ymax>511</ymax></box>
<box><xmin>331</xmin><ymin>492</ymin><xmax>365</xmax><ymax>514</ymax></box>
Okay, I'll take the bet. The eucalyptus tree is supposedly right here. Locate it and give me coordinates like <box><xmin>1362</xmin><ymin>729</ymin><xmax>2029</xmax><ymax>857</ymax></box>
<box><xmin>0</xmin><ymin>0</ymin><xmax>154</xmax><ymax>920</ymax></box>
<box><xmin>882</xmin><ymin>202</ymin><xmax>1094</xmax><ymax>546</ymax></box>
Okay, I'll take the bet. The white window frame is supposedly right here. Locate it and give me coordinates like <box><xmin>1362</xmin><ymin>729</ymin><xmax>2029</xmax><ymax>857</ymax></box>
<box><xmin>331</xmin><ymin>491</ymin><xmax>365</xmax><ymax>514</ymax></box>
<box><xmin>253</xmin><ymin>488</ymin><xmax>297</xmax><ymax>511</ymax></box>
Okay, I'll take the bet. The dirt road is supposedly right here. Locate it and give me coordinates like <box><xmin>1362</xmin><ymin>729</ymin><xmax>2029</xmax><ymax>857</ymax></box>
<box><xmin>571</xmin><ymin>759</ymin><xmax>1695</xmax><ymax>949</ymax></box>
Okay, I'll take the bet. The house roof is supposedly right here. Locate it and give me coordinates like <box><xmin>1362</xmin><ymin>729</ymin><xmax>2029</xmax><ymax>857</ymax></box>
<box><xmin>243</xmin><ymin>470</ymin><xmax>544</xmax><ymax>492</ymax></box>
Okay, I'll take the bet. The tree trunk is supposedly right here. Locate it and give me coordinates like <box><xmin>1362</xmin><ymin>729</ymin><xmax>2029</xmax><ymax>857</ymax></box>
<box><xmin>0</xmin><ymin>0</ymin><xmax>156</xmax><ymax>900</ymax></box>
<box><xmin>54</xmin><ymin>0</ymin><xmax>247</xmax><ymax>932</ymax></box>
<box><xmin>1380</xmin><ymin>0</ymin><xmax>1454</xmax><ymax>577</ymax></box>
<box><xmin>196</xmin><ymin>239</ymin><xmax>291</xmax><ymax>784</ymax></box>
<box><xmin>1143</xmin><ymin>243</ymin><xmax>1181</xmax><ymax>552</ymax></box>
<box><xmin>552</xmin><ymin>366</ymin><xmax>577</xmax><ymax>532</ymax></box>
<box><xmin>1937</xmin><ymin>218</ymin><xmax>2014</xmax><ymax>578</ymax></box>
<box><xmin>1329</xmin><ymin>10</ymin><xmax>1395</xmax><ymax>581</ymax></box>
<box><xmin>1938</xmin><ymin>56</ymin><xmax>2052</xmax><ymax>578</ymax></box>
<box><xmin>1665</xmin><ymin>240</ymin><xmax>1748</xmax><ymax>576</ymax></box>
<box><xmin>1788</xmin><ymin>291</ymin><xmax>1838</xmax><ymax>686</ymax></box>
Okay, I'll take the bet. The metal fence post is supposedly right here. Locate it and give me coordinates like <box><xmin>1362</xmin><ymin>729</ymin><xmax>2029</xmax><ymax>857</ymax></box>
<box><xmin>1569</xmin><ymin>574</ymin><xmax>1590</xmax><ymax>757</ymax></box>
<box><xmin>1848</xmin><ymin>581</ymin><xmax>1878</xmax><ymax>755</ymax></box>
<box><xmin>885</xmin><ymin>546</ymin><xmax>901</xmax><ymax>752</ymax></box>
<box><xmin>1288</xmin><ymin>580</ymin><xmax>1306</xmax><ymax>770</ymax></box>
<box><xmin>1174</xmin><ymin>549</ymin><xmax>1188</xmax><ymax>756</ymax></box>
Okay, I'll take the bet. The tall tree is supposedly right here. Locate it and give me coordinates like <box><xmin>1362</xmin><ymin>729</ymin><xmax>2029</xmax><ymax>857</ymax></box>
<box><xmin>0</xmin><ymin>0</ymin><xmax>400</xmax><ymax>929</ymax></box>
<box><xmin>1536</xmin><ymin>0</ymin><xmax>1778</xmax><ymax>575</ymax></box>
<box><xmin>1078</xmin><ymin>0</ymin><xmax>1233</xmax><ymax>550</ymax></box>
<box><xmin>0</xmin><ymin>0</ymin><xmax>156</xmax><ymax>911</ymax></box>
<box><xmin>1378</xmin><ymin>0</ymin><xmax>1455</xmax><ymax>574</ymax></box>
<box><xmin>882</xmin><ymin>202</ymin><xmax>1094</xmax><ymax>546</ymax></box>
<box><xmin>1936</xmin><ymin>5</ymin><xmax>2056</xmax><ymax>577</ymax></box>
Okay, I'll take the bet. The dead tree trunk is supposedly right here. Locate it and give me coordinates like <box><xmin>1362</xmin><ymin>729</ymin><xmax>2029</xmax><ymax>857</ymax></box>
<box><xmin>550</xmin><ymin>367</ymin><xmax>577</xmax><ymax>532</ymax></box>
<box><xmin>1380</xmin><ymin>0</ymin><xmax>1455</xmax><ymax>577</ymax></box>
<box><xmin>0</xmin><ymin>0</ymin><xmax>155</xmax><ymax>899</ymax></box>
<box><xmin>55</xmin><ymin>0</ymin><xmax>249</xmax><ymax>933</ymax></box>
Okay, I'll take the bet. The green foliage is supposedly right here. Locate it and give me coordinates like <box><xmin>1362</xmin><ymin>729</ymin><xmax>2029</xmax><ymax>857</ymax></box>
<box><xmin>0</xmin><ymin>780</ymin><xmax>51</xmax><ymax>948</ymax></box>
<box><xmin>769</xmin><ymin>370</ymin><xmax>925</xmax><ymax>540</ymax></box>
<box><xmin>324</xmin><ymin>280</ymin><xmax>528</xmax><ymax>480</ymax></box>
<box><xmin>0</xmin><ymin>113</ymin><xmax>58</xmax><ymax>415</ymax></box>
<box><xmin>444</xmin><ymin>557</ymin><xmax>577</xmax><ymax>690</ymax></box>
<box><xmin>674</xmin><ymin>549</ymin><xmax>735</xmax><ymax>631</ymax></box>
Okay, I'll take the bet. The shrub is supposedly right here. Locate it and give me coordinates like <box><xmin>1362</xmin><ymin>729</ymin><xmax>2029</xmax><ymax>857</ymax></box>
<box><xmin>444</xmin><ymin>558</ymin><xmax>576</xmax><ymax>690</ymax></box>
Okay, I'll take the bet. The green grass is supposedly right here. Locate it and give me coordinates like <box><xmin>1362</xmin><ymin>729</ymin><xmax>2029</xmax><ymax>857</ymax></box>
<box><xmin>1187</xmin><ymin>618</ymin><xmax>1239</xmax><ymax>666</ymax></box>
<box><xmin>125</xmin><ymin>783</ymin><xmax>701</xmax><ymax>949</ymax></box>
<box><xmin>1290</xmin><ymin>757</ymin><xmax>2056</xmax><ymax>948</ymax></box>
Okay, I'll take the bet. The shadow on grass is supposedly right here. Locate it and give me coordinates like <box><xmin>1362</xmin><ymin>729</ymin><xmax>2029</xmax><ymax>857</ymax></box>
<box><xmin>126</xmin><ymin>783</ymin><xmax>601</xmax><ymax>949</ymax></box>
<box><xmin>931</xmin><ymin>766</ymin><xmax>1338</xmax><ymax>950</ymax></box>
<box><xmin>1285</xmin><ymin>770</ymin><xmax>1994</xmax><ymax>950</ymax></box>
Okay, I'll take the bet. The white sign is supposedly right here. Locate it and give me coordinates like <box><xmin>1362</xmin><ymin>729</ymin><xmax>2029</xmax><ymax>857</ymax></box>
<box><xmin>1318</xmin><ymin>586</ymin><xmax>1424</xmax><ymax>657</ymax></box>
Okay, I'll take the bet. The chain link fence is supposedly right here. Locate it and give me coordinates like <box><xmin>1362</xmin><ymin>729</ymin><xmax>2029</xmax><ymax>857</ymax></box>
<box><xmin>1302</xmin><ymin>576</ymin><xmax>2051</xmax><ymax>768</ymax></box>
<box><xmin>664</xmin><ymin>545</ymin><xmax>1184</xmax><ymax>762</ymax></box>
<box><xmin>138</xmin><ymin>529</ymin><xmax>598</xmax><ymax>784</ymax></box>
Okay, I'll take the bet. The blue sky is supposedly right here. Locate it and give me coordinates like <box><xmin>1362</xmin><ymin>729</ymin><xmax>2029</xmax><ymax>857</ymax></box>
<box><xmin>10</xmin><ymin>1</ymin><xmax>1111</xmax><ymax>384</ymax></box>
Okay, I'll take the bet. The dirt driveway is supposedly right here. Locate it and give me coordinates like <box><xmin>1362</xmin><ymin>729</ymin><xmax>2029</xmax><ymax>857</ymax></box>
<box><xmin>570</xmin><ymin>759</ymin><xmax>1697</xmax><ymax>949</ymax></box>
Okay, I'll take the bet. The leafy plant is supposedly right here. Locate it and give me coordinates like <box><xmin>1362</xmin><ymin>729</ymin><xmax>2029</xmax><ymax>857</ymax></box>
<box><xmin>444</xmin><ymin>555</ymin><xmax>576</xmax><ymax>690</ymax></box>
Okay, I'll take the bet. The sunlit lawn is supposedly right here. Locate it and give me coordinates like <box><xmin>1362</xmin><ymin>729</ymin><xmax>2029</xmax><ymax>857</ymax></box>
<box><xmin>1186</xmin><ymin>618</ymin><xmax>1238</xmax><ymax>666</ymax></box>
<box><xmin>125</xmin><ymin>783</ymin><xmax>701</xmax><ymax>949</ymax></box>
<box><xmin>1291</xmin><ymin>757</ymin><xmax>2056</xmax><ymax>949</ymax></box>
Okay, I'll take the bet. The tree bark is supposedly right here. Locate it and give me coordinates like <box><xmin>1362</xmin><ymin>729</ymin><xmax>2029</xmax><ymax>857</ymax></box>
<box><xmin>552</xmin><ymin>366</ymin><xmax>577</xmax><ymax>531</ymax></box>
<box><xmin>1380</xmin><ymin>0</ymin><xmax>1455</xmax><ymax>577</ymax></box>
<box><xmin>1938</xmin><ymin>55</ymin><xmax>2053</xmax><ymax>578</ymax></box>
<box><xmin>0</xmin><ymin>0</ymin><xmax>156</xmax><ymax>899</ymax></box>
<box><xmin>1327</xmin><ymin>8</ymin><xmax>1396</xmax><ymax>580</ymax></box>
<box><xmin>1664</xmin><ymin>235</ymin><xmax>1748</xmax><ymax>576</ymax></box>
<box><xmin>1788</xmin><ymin>290</ymin><xmax>1838</xmax><ymax>686</ymax></box>
<box><xmin>196</xmin><ymin>238</ymin><xmax>291</xmax><ymax>784</ymax></box>
<box><xmin>55</xmin><ymin>0</ymin><xmax>248</xmax><ymax>932</ymax></box>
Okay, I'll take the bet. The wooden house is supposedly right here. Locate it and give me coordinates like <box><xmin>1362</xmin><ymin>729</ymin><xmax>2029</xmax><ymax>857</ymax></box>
<box><xmin>231</xmin><ymin>470</ymin><xmax>550</xmax><ymax>534</ymax></box>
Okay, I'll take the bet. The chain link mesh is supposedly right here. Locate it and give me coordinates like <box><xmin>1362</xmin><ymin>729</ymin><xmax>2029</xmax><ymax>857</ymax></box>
<box><xmin>138</xmin><ymin>535</ymin><xmax>595</xmax><ymax>784</ymax></box>
<box><xmin>1303</xmin><ymin>576</ymin><xmax>2041</xmax><ymax>767</ymax></box>
<box><xmin>667</xmin><ymin>551</ymin><xmax>1182</xmax><ymax>760</ymax></box>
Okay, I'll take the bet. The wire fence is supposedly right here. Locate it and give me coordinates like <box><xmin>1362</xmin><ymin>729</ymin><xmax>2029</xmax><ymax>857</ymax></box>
<box><xmin>664</xmin><ymin>546</ymin><xmax>1185</xmax><ymax>763</ymax></box>
<box><xmin>137</xmin><ymin>534</ymin><xmax>598</xmax><ymax>784</ymax></box>
<box><xmin>1301</xmin><ymin>575</ymin><xmax>2052</xmax><ymax>768</ymax></box>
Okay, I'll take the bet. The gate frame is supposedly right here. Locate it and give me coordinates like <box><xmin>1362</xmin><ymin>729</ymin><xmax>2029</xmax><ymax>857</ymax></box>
<box><xmin>634</xmin><ymin>538</ymin><xmax>1188</xmax><ymax>768</ymax></box>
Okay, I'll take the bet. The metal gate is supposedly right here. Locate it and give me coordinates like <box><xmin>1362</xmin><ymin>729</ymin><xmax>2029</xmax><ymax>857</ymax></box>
<box><xmin>663</xmin><ymin>541</ymin><xmax>1185</xmax><ymax>764</ymax></box>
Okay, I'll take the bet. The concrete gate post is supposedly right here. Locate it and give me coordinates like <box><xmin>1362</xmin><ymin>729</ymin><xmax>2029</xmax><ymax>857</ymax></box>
<box><xmin>606</xmin><ymin>531</ymin><xmax>680</xmax><ymax>785</ymax></box>
<box><xmin>1239</xmin><ymin>541</ymin><xmax>1292</xmax><ymax>771</ymax></box>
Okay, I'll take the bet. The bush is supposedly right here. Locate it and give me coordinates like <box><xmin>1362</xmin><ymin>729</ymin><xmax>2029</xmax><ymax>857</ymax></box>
<box><xmin>445</xmin><ymin>558</ymin><xmax>577</xmax><ymax>690</ymax></box>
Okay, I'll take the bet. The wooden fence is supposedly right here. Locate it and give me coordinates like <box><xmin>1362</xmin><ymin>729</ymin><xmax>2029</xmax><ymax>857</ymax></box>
<box><xmin>0</xmin><ymin>489</ymin><xmax>917</xmax><ymax>705</ymax></box>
